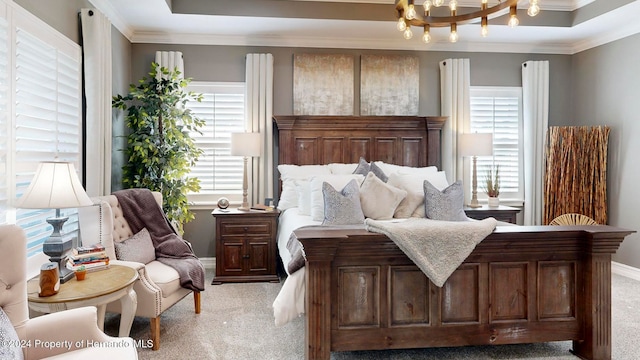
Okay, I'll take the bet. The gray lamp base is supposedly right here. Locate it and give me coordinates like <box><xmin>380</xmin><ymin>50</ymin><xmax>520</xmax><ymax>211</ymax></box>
<box><xmin>58</xmin><ymin>264</ymin><xmax>75</xmax><ymax>283</ymax></box>
<box><xmin>43</xmin><ymin>214</ymin><xmax>75</xmax><ymax>283</ymax></box>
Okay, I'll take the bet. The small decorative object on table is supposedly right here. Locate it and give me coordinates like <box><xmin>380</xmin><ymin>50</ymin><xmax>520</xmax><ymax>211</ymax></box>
<box><xmin>38</xmin><ymin>262</ymin><xmax>60</xmax><ymax>297</ymax></box>
<box><xmin>483</xmin><ymin>164</ymin><xmax>500</xmax><ymax>208</ymax></box>
<box><xmin>217</xmin><ymin>197</ymin><xmax>230</xmax><ymax>210</ymax></box>
<box><xmin>75</xmin><ymin>265</ymin><xmax>87</xmax><ymax>281</ymax></box>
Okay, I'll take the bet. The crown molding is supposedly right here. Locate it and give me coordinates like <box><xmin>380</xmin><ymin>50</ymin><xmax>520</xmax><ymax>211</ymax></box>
<box><xmin>132</xmin><ymin>30</ymin><xmax>574</xmax><ymax>54</ymax></box>
<box><xmin>571</xmin><ymin>15</ymin><xmax>640</xmax><ymax>54</ymax></box>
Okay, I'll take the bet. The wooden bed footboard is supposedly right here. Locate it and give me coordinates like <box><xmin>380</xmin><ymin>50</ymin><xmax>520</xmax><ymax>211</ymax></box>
<box><xmin>296</xmin><ymin>225</ymin><xmax>634</xmax><ymax>360</ymax></box>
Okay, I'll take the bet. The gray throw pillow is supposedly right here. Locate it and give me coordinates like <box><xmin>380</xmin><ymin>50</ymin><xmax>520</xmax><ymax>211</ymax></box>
<box><xmin>353</xmin><ymin>157</ymin><xmax>388</xmax><ymax>182</ymax></box>
<box><xmin>423</xmin><ymin>180</ymin><xmax>468</xmax><ymax>221</ymax></box>
<box><xmin>114</xmin><ymin>227</ymin><xmax>156</xmax><ymax>264</ymax></box>
<box><xmin>0</xmin><ymin>307</ymin><xmax>24</xmax><ymax>360</ymax></box>
<box><xmin>322</xmin><ymin>179</ymin><xmax>365</xmax><ymax>225</ymax></box>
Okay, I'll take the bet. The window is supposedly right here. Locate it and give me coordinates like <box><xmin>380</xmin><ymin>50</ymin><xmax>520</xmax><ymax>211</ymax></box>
<box><xmin>0</xmin><ymin>2</ymin><xmax>83</xmax><ymax>274</ymax></box>
<box><xmin>185</xmin><ymin>82</ymin><xmax>245</xmax><ymax>205</ymax></box>
<box><xmin>469</xmin><ymin>86</ymin><xmax>523</xmax><ymax>204</ymax></box>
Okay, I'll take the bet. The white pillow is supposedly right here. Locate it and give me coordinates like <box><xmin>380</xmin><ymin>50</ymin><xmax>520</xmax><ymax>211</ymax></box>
<box><xmin>277</xmin><ymin>164</ymin><xmax>331</xmax><ymax>210</ymax></box>
<box><xmin>328</xmin><ymin>163</ymin><xmax>358</xmax><ymax>175</ymax></box>
<box><xmin>360</xmin><ymin>172</ymin><xmax>407</xmax><ymax>220</ymax></box>
<box><xmin>387</xmin><ymin>171</ymin><xmax>450</xmax><ymax>218</ymax></box>
<box><xmin>374</xmin><ymin>161</ymin><xmax>439</xmax><ymax>177</ymax></box>
<box><xmin>310</xmin><ymin>174</ymin><xmax>364</xmax><ymax>221</ymax></box>
<box><xmin>296</xmin><ymin>179</ymin><xmax>312</xmax><ymax>216</ymax></box>
<box><xmin>396</xmin><ymin>165</ymin><xmax>439</xmax><ymax>176</ymax></box>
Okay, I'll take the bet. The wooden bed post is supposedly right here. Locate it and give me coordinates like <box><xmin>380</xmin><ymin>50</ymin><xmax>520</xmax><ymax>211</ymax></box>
<box><xmin>299</xmin><ymin>232</ymin><xmax>341</xmax><ymax>360</ymax></box>
<box><xmin>572</xmin><ymin>230</ymin><xmax>632</xmax><ymax>360</ymax></box>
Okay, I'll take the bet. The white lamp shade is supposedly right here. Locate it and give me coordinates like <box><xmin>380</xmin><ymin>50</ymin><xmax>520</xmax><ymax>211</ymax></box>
<box><xmin>16</xmin><ymin>162</ymin><xmax>93</xmax><ymax>209</ymax></box>
<box><xmin>231</xmin><ymin>132</ymin><xmax>261</xmax><ymax>157</ymax></box>
<box><xmin>458</xmin><ymin>133</ymin><xmax>493</xmax><ymax>157</ymax></box>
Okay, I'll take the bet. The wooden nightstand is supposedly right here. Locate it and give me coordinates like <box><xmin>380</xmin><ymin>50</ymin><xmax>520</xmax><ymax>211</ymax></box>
<box><xmin>211</xmin><ymin>208</ymin><xmax>280</xmax><ymax>284</ymax></box>
<box><xmin>464</xmin><ymin>205</ymin><xmax>520</xmax><ymax>224</ymax></box>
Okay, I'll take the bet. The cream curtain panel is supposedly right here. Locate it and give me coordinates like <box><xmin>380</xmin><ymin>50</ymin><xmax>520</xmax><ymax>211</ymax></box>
<box><xmin>439</xmin><ymin>58</ymin><xmax>471</xmax><ymax>184</ymax></box>
<box><xmin>80</xmin><ymin>8</ymin><xmax>112</xmax><ymax>196</ymax></box>
<box><xmin>522</xmin><ymin>60</ymin><xmax>549</xmax><ymax>225</ymax></box>
<box><xmin>155</xmin><ymin>51</ymin><xmax>184</xmax><ymax>78</ymax></box>
<box><xmin>245</xmin><ymin>54</ymin><xmax>274</xmax><ymax>206</ymax></box>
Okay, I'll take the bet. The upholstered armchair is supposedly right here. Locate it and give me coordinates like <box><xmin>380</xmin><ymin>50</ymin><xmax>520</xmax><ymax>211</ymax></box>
<box><xmin>0</xmin><ymin>224</ymin><xmax>138</xmax><ymax>360</ymax></box>
<box><xmin>78</xmin><ymin>191</ymin><xmax>201</xmax><ymax>351</ymax></box>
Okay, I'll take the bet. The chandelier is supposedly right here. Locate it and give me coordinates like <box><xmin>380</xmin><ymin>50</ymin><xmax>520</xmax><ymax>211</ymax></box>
<box><xmin>395</xmin><ymin>0</ymin><xmax>541</xmax><ymax>43</ymax></box>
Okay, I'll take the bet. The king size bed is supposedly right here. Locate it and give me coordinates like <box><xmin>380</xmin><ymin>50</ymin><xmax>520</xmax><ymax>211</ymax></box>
<box><xmin>272</xmin><ymin>115</ymin><xmax>633</xmax><ymax>360</ymax></box>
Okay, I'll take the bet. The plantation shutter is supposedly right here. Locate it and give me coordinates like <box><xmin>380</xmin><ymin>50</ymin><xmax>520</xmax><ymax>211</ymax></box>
<box><xmin>186</xmin><ymin>82</ymin><xmax>245</xmax><ymax>204</ymax></box>
<box><xmin>14</xmin><ymin>26</ymin><xmax>82</xmax><ymax>257</ymax></box>
<box><xmin>0</xmin><ymin>16</ymin><xmax>8</xmax><ymax>225</ymax></box>
<box><xmin>470</xmin><ymin>87</ymin><xmax>523</xmax><ymax>201</ymax></box>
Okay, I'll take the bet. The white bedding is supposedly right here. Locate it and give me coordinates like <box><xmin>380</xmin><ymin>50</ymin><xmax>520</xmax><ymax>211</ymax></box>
<box><xmin>273</xmin><ymin>207</ymin><xmax>320</xmax><ymax>326</ymax></box>
<box><xmin>271</xmin><ymin>162</ymin><xmax>510</xmax><ymax>326</ymax></box>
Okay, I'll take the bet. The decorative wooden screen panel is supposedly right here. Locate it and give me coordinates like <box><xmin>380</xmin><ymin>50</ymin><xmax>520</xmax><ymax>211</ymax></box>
<box><xmin>544</xmin><ymin>126</ymin><xmax>610</xmax><ymax>224</ymax></box>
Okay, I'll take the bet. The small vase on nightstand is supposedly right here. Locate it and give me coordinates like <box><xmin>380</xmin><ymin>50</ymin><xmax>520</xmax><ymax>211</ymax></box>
<box><xmin>488</xmin><ymin>197</ymin><xmax>500</xmax><ymax>208</ymax></box>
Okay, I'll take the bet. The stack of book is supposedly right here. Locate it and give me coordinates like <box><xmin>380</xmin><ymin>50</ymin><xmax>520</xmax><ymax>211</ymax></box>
<box><xmin>66</xmin><ymin>243</ymin><xmax>110</xmax><ymax>272</ymax></box>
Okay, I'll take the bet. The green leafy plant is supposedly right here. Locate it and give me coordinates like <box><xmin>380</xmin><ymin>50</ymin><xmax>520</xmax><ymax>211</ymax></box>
<box><xmin>483</xmin><ymin>164</ymin><xmax>500</xmax><ymax>197</ymax></box>
<box><xmin>112</xmin><ymin>63</ymin><xmax>204</xmax><ymax>233</ymax></box>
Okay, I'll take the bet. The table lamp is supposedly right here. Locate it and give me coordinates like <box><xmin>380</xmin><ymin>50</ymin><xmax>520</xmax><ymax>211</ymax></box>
<box><xmin>231</xmin><ymin>132</ymin><xmax>261</xmax><ymax>211</ymax></box>
<box><xmin>459</xmin><ymin>133</ymin><xmax>493</xmax><ymax>208</ymax></box>
<box><xmin>15</xmin><ymin>161</ymin><xmax>93</xmax><ymax>283</ymax></box>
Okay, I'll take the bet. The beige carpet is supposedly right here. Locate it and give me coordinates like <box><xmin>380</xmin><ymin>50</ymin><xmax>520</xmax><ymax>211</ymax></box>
<box><xmin>104</xmin><ymin>269</ymin><xmax>640</xmax><ymax>359</ymax></box>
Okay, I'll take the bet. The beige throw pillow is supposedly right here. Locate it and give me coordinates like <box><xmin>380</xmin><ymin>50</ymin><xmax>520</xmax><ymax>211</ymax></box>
<box><xmin>388</xmin><ymin>171</ymin><xmax>450</xmax><ymax>218</ymax></box>
<box><xmin>359</xmin><ymin>172</ymin><xmax>407</xmax><ymax>220</ymax></box>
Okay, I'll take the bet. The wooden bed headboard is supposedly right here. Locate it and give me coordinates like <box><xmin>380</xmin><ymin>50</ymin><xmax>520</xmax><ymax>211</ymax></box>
<box><xmin>273</xmin><ymin>115</ymin><xmax>446</xmax><ymax>169</ymax></box>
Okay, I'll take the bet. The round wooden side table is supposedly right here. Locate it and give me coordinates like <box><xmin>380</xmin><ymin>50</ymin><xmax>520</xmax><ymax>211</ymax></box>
<box><xmin>27</xmin><ymin>264</ymin><xmax>138</xmax><ymax>337</ymax></box>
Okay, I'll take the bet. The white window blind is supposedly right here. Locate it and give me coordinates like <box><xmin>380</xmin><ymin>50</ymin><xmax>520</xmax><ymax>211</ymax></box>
<box><xmin>0</xmin><ymin>1</ymin><xmax>83</xmax><ymax>267</ymax></box>
<box><xmin>185</xmin><ymin>82</ymin><xmax>245</xmax><ymax>204</ymax></box>
<box><xmin>469</xmin><ymin>87</ymin><xmax>523</xmax><ymax>203</ymax></box>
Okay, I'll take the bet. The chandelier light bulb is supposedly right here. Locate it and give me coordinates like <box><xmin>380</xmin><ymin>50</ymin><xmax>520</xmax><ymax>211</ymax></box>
<box><xmin>449</xmin><ymin>22</ymin><xmax>458</xmax><ymax>43</ymax></box>
<box><xmin>406</xmin><ymin>4</ymin><xmax>417</xmax><ymax>20</ymax></box>
<box><xmin>423</xmin><ymin>0</ymin><xmax>431</xmax><ymax>12</ymax></box>
<box><xmin>481</xmin><ymin>0</ymin><xmax>488</xmax><ymax>4</ymax></box>
<box><xmin>449</xmin><ymin>0</ymin><xmax>457</xmax><ymax>11</ymax></box>
<box><xmin>508</xmin><ymin>14</ymin><xmax>519</xmax><ymax>27</ymax></box>
<box><xmin>449</xmin><ymin>30</ymin><xmax>458</xmax><ymax>43</ymax></box>
<box><xmin>422</xmin><ymin>26</ymin><xmax>431</xmax><ymax>43</ymax></box>
<box><xmin>397</xmin><ymin>18</ymin><xmax>407</xmax><ymax>32</ymax></box>
<box><xmin>528</xmin><ymin>4</ymin><xmax>540</xmax><ymax>17</ymax></box>
<box><xmin>403</xmin><ymin>28</ymin><xmax>414</xmax><ymax>40</ymax></box>
<box><xmin>434</xmin><ymin>0</ymin><xmax>444</xmax><ymax>7</ymax></box>
<box><xmin>508</xmin><ymin>6</ymin><xmax>519</xmax><ymax>27</ymax></box>
<box><xmin>481</xmin><ymin>17</ymin><xmax>488</xmax><ymax>37</ymax></box>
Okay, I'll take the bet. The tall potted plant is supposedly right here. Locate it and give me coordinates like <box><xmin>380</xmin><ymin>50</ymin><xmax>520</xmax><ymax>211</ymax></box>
<box><xmin>112</xmin><ymin>63</ymin><xmax>204</xmax><ymax>233</ymax></box>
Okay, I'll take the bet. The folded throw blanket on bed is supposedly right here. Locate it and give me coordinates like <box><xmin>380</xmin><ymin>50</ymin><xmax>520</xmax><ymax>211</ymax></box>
<box><xmin>113</xmin><ymin>188</ymin><xmax>205</xmax><ymax>292</ymax></box>
<box><xmin>365</xmin><ymin>217</ymin><xmax>497</xmax><ymax>287</ymax></box>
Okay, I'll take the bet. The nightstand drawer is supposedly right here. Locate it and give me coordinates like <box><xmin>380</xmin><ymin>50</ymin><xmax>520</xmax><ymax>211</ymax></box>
<box><xmin>219</xmin><ymin>221</ymin><xmax>272</xmax><ymax>236</ymax></box>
